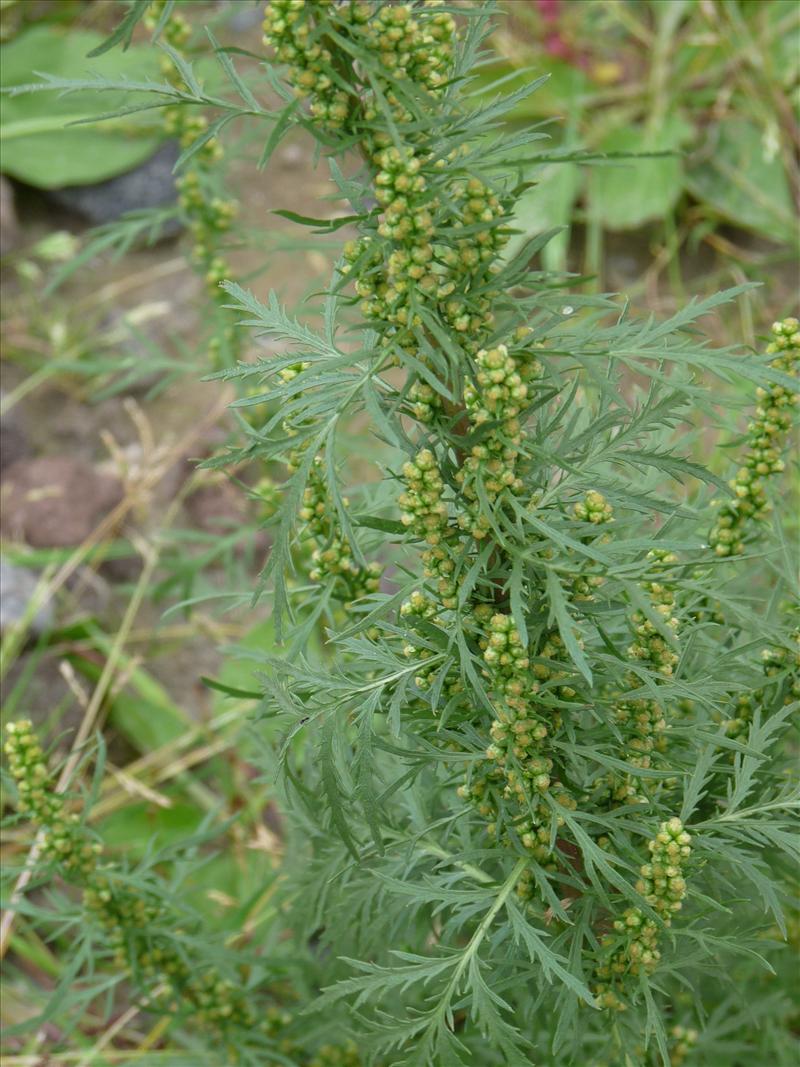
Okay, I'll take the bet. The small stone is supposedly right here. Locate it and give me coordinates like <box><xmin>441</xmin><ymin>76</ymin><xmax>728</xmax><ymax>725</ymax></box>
<box><xmin>0</xmin><ymin>559</ymin><xmax>54</xmax><ymax>635</ymax></box>
<box><xmin>1</xmin><ymin>457</ymin><xmax>123</xmax><ymax>548</ymax></box>
<box><xmin>226</xmin><ymin>0</ymin><xmax>263</xmax><ymax>32</ymax></box>
<box><xmin>45</xmin><ymin>142</ymin><xmax>182</xmax><ymax>232</ymax></box>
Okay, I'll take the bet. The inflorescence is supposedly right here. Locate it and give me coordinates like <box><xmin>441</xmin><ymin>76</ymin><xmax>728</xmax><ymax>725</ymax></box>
<box><xmin>280</xmin><ymin>361</ymin><xmax>382</xmax><ymax>607</ymax></box>
<box><xmin>4</xmin><ymin>721</ymin><xmax>257</xmax><ymax>1034</ymax></box>
<box><xmin>258</xmin><ymin>0</ymin><xmax>795</xmax><ymax>1040</ymax></box>
<box><xmin>709</xmin><ymin>318</ymin><xmax>799</xmax><ymax>557</ymax></box>
<box><xmin>4</xmin><ymin>720</ymin><xmax>374</xmax><ymax>1062</ymax></box>
<box><xmin>458</xmin><ymin>613</ymin><xmax>576</xmax><ymax>876</ymax></box>
<box><xmin>594</xmin><ymin>818</ymin><xmax>692</xmax><ymax>1011</ymax></box>
<box><xmin>145</xmin><ymin>0</ymin><xmax>239</xmax><ymax>365</ymax></box>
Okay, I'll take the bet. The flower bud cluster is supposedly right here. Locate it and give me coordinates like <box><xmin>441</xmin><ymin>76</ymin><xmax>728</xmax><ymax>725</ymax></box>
<box><xmin>408</xmin><ymin>379</ymin><xmax>441</xmax><ymax>423</ymax></box>
<box><xmin>145</xmin><ymin>0</ymin><xmax>221</xmax><ymax>164</ymax></box>
<box><xmin>299</xmin><ymin>453</ymin><xmax>382</xmax><ymax>606</ymax></box>
<box><xmin>595</xmin><ymin>818</ymin><xmax>691</xmax><ymax>1010</ymax></box>
<box><xmin>669</xmin><ymin>1024</ymin><xmax>700</xmax><ymax>1066</ymax></box>
<box><xmin>83</xmin><ymin>875</ymin><xmax>164</xmax><ymax>969</ymax></box>
<box><xmin>419</xmin><ymin>543</ymin><xmax>460</xmax><ymax>610</ymax></box>
<box><xmin>712</xmin><ymin>631</ymin><xmax>798</xmax><ymax>760</ymax></box>
<box><xmin>145</xmin><ymin>2</ymin><xmax>238</xmax><ymax>363</ymax></box>
<box><xmin>147</xmin><ymin>954</ymin><xmax>255</xmax><ymax>1030</ymax></box>
<box><xmin>465</xmin><ymin>615</ymin><xmax>576</xmax><ymax>866</ymax></box>
<box><xmin>343</xmin><ymin>176</ymin><xmax>508</xmax><ymax>357</ymax></box>
<box><xmin>762</xmin><ymin>627</ymin><xmax>800</xmax><ymax>701</ymax></box>
<box><xmin>482</xmin><ymin>613</ymin><xmax>533</xmax><ymax>711</ymax></box>
<box><xmin>280</xmin><ymin>360</ymin><xmax>311</xmax><ymax>436</ymax></box>
<box><xmin>400</xmin><ymin>590</ymin><xmax>455</xmax><ymax>695</ymax></box>
<box><xmin>449</xmin><ymin>176</ymin><xmax>510</xmax><ymax>287</ymax></box>
<box><xmin>262</xmin><ymin>0</ymin><xmax>352</xmax><ymax>128</ymax></box>
<box><xmin>4</xmin><ymin>721</ymin><xmax>100</xmax><ymax>876</ymax></box>
<box><xmin>533</xmin><ymin>631</ymin><xmax>578</xmax><ymax>702</ymax></box>
<box><xmin>718</xmin><ymin>691</ymin><xmax>755</xmax><ymax>744</ymax></box>
<box><xmin>570</xmin><ymin>491</ymin><xmax>614</xmax><ymax>601</ymax></box>
<box><xmin>96</xmin><ymin>887</ymin><xmax>256</xmax><ymax>1030</ymax></box>
<box><xmin>599</xmin><ymin>551</ymin><xmax>682</xmax><ymax>803</ymax></box>
<box><xmin>4</xmin><ymin>721</ymin><xmax>256</xmax><ymax>1037</ymax></box>
<box><xmin>177</xmin><ymin>172</ymin><xmax>237</xmax><ymax>262</ymax></box>
<box><xmin>343</xmin><ymin>190</ymin><xmax>437</xmax><ymax>344</ymax></box>
<box><xmin>616</xmin><ymin>694</ymin><xmax>668</xmax><ymax>780</ymax></box>
<box><xmin>399</xmin><ymin>449</ymin><xmax>449</xmax><ymax>544</ymax></box>
<box><xmin>308</xmin><ymin>1038</ymin><xmax>363</xmax><ymax>1067</ymax></box>
<box><xmin>374</xmin><ymin>146</ymin><xmax>432</xmax><ymax>241</ymax></box>
<box><xmin>456</xmin><ymin>760</ymin><xmax>503</xmax><ymax>825</ymax></box>
<box><xmin>399</xmin><ymin>450</ymin><xmax>464</xmax><ymax>610</ymax></box>
<box><xmin>455</xmin><ymin>344</ymin><xmax>541</xmax><ymax>538</ymax></box>
<box><xmin>709</xmin><ymin>317</ymin><xmax>799</xmax><ymax>557</ymax></box>
<box><xmin>254</xmin><ymin>475</ymin><xmax>282</xmax><ymax>520</ymax></box>
<box><xmin>280</xmin><ymin>363</ymin><xmax>381</xmax><ymax>605</ymax></box>
<box><xmin>628</xmin><ymin>550</ymin><xmax>680</xmax><ymax>677</ymax></box>
<box><xmin>144</xmin><ymin>0</ymin><xmax>190</xmax><ymax>73</ymax></box>
<box><xmin>638</xmin><ymin>817</ymin><xmax>692</xmax><ymax>918</ymax></box>
<box><xmin>362</xmin><ymin>2</ymin><xmax>455</xmax><ymax>92</ymax></box>
<box><xmin>573</xmin><ymin>490</ymin><xmax>614</xmax><ymax>526</ymax></box>
<box><xmin>327</xmin><ymin>9</ymin><xmax>512</xmax><ymax>365</ymax></box>
<box><xmin>261</xmin><ymin>1004</ymin><xmax>369</xmax><ymax>1064</ymax></box>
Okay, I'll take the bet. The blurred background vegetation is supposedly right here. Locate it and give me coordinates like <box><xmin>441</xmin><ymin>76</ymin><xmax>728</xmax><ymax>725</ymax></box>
<box><xmin>0</xmin><ymin>0</ymin><xmax>797</xmax><ymax>1060</ymax></box>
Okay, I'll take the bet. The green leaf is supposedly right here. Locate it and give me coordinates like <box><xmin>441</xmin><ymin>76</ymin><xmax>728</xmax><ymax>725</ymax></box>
<box><xmin>355</xmin><ymin>514</ymin><xmax>407</xmax><ymax>535</ymax></box>
<box><xmin>685</xmin><ymin>116</ymin><xmax>796</xmax><ymax>241</ymax></box>
<box><xmin>272</xmin><ymin>207</ymin><xmax>367</xmax><ymax>233</ymax></box>
<box><xmin>319</xmin><ymin>716</ymin><xmax>359</xmax><ymax>858</ymax></box>
<box><xmin>544</xmin><ymin>569</ymin><xmax>593</xmax><ymax>684</ymax></box>
<box><xmin>505</xmin><ymin>898</ymin><xmax>595</xmax><ymax>1004</ymax></box>
<box><xmin>469</xmin><ymin>59</ymin><xmax>588</xmax><ymax>122</ymax></box>
<box><xmin>504</xmin><ymin>162</ymin><xmax>581</xmax><ymax>272</ymax></box>
<box><xmin>66</xmin><ymin>623</ymin><xmax>192</xmax><ymax>751</ymax></box>
<box><xmin>588</xmin><ymin>114</ymin><xmax>693</xmax><ymax>229</ymax></box>
<box><xmin>200</xmin><ymin>676</ymin><xmax>262</xmax><ymax>700</ymax></box>
<box><xmin>98</xmin><ymin>790</ymin><xmax>204</xmax><ymax>858</ymax></box>
<box><xmin>211</xmin><ymin>617</ymin><xmax>285</xmax><ymax>711</ymax></box>
<box><xmin>0</xmin><ymin>26</ymin><xmax>163</xmax><ymax>187</ymax></box>
<box><xmin>257</xmin><ymin>97</ymin><xmax>298</xmax><ymax>168</ymax></box>
<box><xmin>205</xmin><ymin>28</ymin><xmax>259</xmax><ymax>111</ymax></box>
<box><xmin>86</xmin><ymin>0</ymin><xmax>151</xmax><ymax>56</ymax></box>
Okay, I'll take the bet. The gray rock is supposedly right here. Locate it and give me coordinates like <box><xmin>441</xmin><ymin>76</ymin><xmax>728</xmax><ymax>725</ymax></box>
<box><xmin>45</xmin><ymin>141</ymin><xmax>182</xmax><ymax>233</ymax></box>
<box><xmin>226</xmin><ymin>1</ymin><xmax>263</xmax><ymax>32</ymax></box>
<box><xmin>0</xmin><ymin>559</ymin><xmax>54</xmax><ymax>635</ymax></box>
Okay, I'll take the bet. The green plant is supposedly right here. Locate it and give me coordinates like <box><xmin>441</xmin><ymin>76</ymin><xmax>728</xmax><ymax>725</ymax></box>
<box><xmin>234</xmin><ymin>3</ymin><xmax>798</xmax><ymax>1063</ymax></box>
<box><xmin>141</xmin><ymin>0</ymin><xmax>242</xmax><ymax>367</ymax></box>
<box><xmin>0</xmin><ymin>24</ymin><xmax>163</xmax><ymax>187</ymax></box>
<box><xmin>2</xmin><ymin>718</ymin><xmax>369</xmax><ymax>1064</ymax></box>
<box><xmin>2</xmin><ymin>2</ymin><xmax>798</xmax><ymax>1065</ymax></box>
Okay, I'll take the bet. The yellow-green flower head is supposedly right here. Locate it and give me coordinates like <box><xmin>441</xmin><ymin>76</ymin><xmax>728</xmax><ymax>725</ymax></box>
<box><xmin>709</xmin><ymin>317</ymin><xmax>799</xmax><ymax>557</ymax></box>
<box><xmin>595</xmin><ymin>818</ymin><xmax>691</xmax><ymax>1009</ymax></box>
<box><xmin>262</xmin><ymin>0</ymin><xmax>350</xmax><ymax>129</ymax></box>
<box><xmin>399</xmin><ymin>448</ymin><xmax>449</xmax><ymax>544</ymax></box>
<box><xmin>573</xmin><ymin>491</ymin><xmax>614</xmax><ymax>525</ymax></box>
<box><xmin>4</xmin><ymin>720</ymin><xmax>100</xmax><ymax>876</ymax></box>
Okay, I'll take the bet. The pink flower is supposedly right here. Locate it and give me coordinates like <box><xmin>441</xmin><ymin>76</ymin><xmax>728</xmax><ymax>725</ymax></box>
<box><xmin>536</xmin><ymin>0</ymin><xmax>561</xmax><ymax>22</ymax></box>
